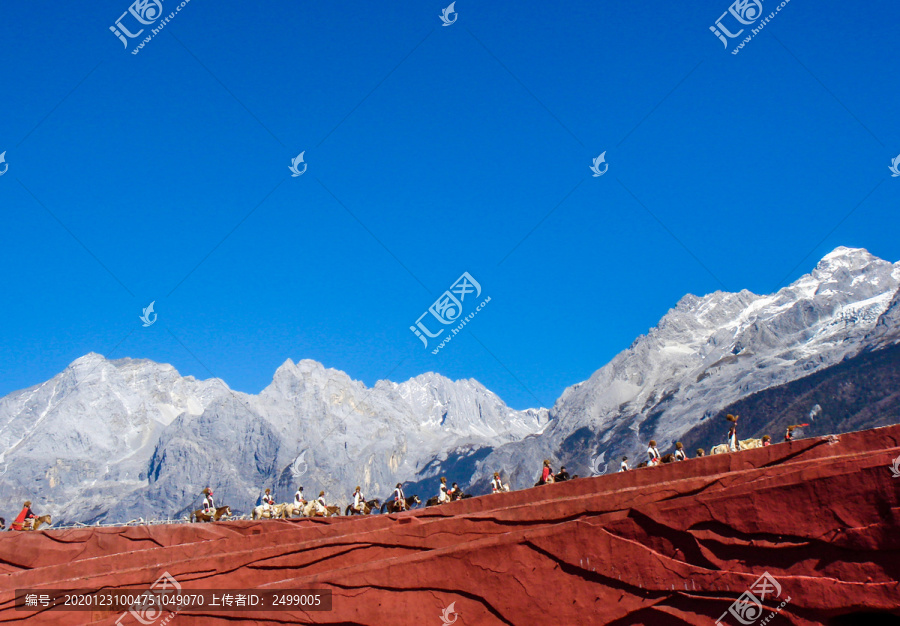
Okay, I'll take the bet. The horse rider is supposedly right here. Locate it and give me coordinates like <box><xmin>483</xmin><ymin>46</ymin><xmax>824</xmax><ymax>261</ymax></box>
<box><xmin>674</xmin><ymin>442</ymin><xmax>686</xmax><ymax>461</ymax></box>
<box><xmin>262</xmin><ymin>488</ymin><xmax>275</xmax><ymax>514</ymax></box>
<box><xmin>352</xmin><ymin>486</ymin><xmax>365</xmax><ymax>514</ymax></box>
<box><xmin>11</xmin><ymin>501</ymin><xmax>37</xmax><ymax>531</ymax></box>
<box><xmin>696</xmin><ymin>448</ymin><xmax>705</xmax><ymax>457</ymax></box>
<box><xmin>647</xmin><ymin>441</ymin><xmax>661</xmax><ymax>466</ymax></box>
<box><xmin>202</xmin><ymin>487</ymin><xmax>215</xmax><ymax>513</ymax></box>
<box><xmin>392</xmin><ymin>483</ymin><xmax>406</xmax><ymax>511</ymax></box>
<box><xmin>438</xmin><ymin>477</ymin><xmax>450</xmax><ymax>503</ymax></box>
<box><xmin>491</xmin><ymin>472</ymin><xmax>508</xmax><ymax>493</ymax></box>
<box><xmin>314</xmin><ymin>491</ymin><xmax>327</xmax><ymax>516</ymax></box>
<box><xmin>762</xmin><ymin>435</ymin><xmax>771</xmax><ymax>447</ymax></box>
<box><xmin>555</xmin><ymin>466</ymin><xmax>571</xmax><ymax>482</ymax></box>
<box><xmin>620</xmin><ymin>457</ymin><xmax>629</xmax><ymax>472</ymax></box>
<box><xmin>785</xmin><ymin>426</ymin><xmax>796</xmax><ymax>442</ymax></box>
<box><xmin>294</xmin><ymin>486</ymin><xmax>306</xmax><ymax>507</ymax></box>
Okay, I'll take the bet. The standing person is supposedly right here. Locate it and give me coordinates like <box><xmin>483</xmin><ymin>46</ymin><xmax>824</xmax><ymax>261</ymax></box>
<box><xmin>539</xmin><ymin>459</ymin><xmax>554</xmax><ymax>485</ymax></box>
<box><xmin>392</xmin><ymin>483</ymin><xmax>406</xmax><ymax>511</ymax></box>
<box><xmin>202</xmin><ymin>487</ymin><xmax>215</xmax><ymax>513</ymax></box>
<box><xmin>620</xmin><ymin>457</ymin><xmax>629</xmax><ymax>472</ymax></box>
<box><xmin>674</xmin><ymin>443</ymin><xmax>686</xmax><ymax>462</ymax></box>
<box><xmin>647</xmin><ymin>441</ymin><xmax>661</xmax><ymax>466</ymax></box>
<box><xmin>351</xmin><ymin>486</ymin><xmax>365</xmax><ymax>514</ymax></box>
<box><xmin>438</xmin><ymin>477</ymin><xmax>450</xmax><ymax>503</ymax></box>
<box><xmin>10</xmin><ymin>501</ymin><xmax>37</xmax><ymax>531</ymax></box>
<box><xmin>726</xmin><ymin>415</ymin><xmax>739</xmax><ymax>451</ymax></box>
<box><xmin>491</xmin><ymin>472</ymin><xmax>508</xmax><ymax>493</ymax></box>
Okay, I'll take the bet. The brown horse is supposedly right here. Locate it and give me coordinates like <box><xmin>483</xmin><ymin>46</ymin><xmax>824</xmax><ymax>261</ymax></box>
<box><xmin>344</xmin><ymin>499</ymin><xmax>381</xmax><ymax>516</ymax></box>
<box><xmin>22</xmin><ymin>515</ymin><xmax>52</xmax><ymax>531</ymax></box>
<box><xmin>381</xmin><ymin>495</ymin><xmax>420</xmax><ymax>514</ymax></box>
<box><xmin>190</xmin><ymin>506</ymin><xmax>232</xmax><ymax>523</ymax></box>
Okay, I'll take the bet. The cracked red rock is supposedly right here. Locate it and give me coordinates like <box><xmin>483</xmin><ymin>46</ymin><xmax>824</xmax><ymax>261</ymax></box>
<box><xmin>2</xmin><ymin>425</ymin><xmax>899</xmax><ymax>625</ymax></box>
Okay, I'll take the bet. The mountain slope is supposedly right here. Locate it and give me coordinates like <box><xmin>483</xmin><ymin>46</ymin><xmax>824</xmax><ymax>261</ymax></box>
<box><xmin>0</xmin><ymin>357</ymin><xmax>548</xmax><ymax>523</ymax></box>
<box><xmin>468</xmin><ymin>247</ymin><xmax>900</xmax><ymax>488</ymax></box>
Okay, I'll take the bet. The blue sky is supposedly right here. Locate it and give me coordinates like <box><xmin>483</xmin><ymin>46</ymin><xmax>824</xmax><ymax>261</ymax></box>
<box><xmin>1</xmin><ymin>1</ymin><xmax>898</xmax><ymax>409</ymax></box>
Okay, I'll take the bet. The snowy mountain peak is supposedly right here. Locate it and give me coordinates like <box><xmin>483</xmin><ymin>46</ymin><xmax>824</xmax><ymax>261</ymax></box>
<box><xmin>814</xmin><ymin>246</ymin><xmax>881</xmax><ymax>274</ymax></box>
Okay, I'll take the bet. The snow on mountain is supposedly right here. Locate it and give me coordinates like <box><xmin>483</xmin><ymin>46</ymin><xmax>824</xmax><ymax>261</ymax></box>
<box><xmin>466</xmin><ymin>247</ymin><xmax>900</xmax><ymax>489</ymax></box>
<box><xmin>2</xmin><ymin>246</ymin><xmax>898</xmax><ymax>523</ymax></box>
<box><xmin>0</xmin><ymin>355</ymin><xmax>548</xmax><ymax>523</ymax></box>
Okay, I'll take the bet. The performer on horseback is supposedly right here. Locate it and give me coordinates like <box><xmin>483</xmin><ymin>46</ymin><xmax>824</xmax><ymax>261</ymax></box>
<box><xmin>620</xmin><ymin>456</ymin><xmax>629</xmax><ymax>472</ymax></box>
<box><xmin>438</xmin><ymin>477</ymin><xmax>450</xmax><ymax>503</ymax></box>
<box><xmin>674</xmin><ymin>442</ymin><xmax>686</xmax><ymax>461</ymax></box>
<box><xmin>351</xmin><ymin>486</ymin><xmax>365</xmax><ymax>514</ymax></box>
<box><xmin>262</xmin><ymin>488</ymin><xmax>274</xmax><ymax>514</ymax></box>
<box><xmin>314</xmin><ymin>490</ymin><xmax>327</xmax><ymax>516</ymax></box>
<box><xmin>11</xmin><ymin>501</ymin><xmax>37</xmax><ymax>531</ymax></box>
<box><xmin>696</xmin><ymin>448</ymin><xmax>705</xmax><ymax>457</ymax></box>
<box><xmin>762</xmin><ymin>435</ymin><xmax>771</xmax><ymax>447</ymax></box>
<box><xmin>392</xmin><ymin>483</ymin><xmax>407</xmax><ymax>511</ymax></box>
<box><xmin>554</xmin><ymin>466</ymin><xmax>571</xmax><ymax>482</ymax></box>
<box><xmin>785</xmin><ymin>426</ymin><xmax>795</xmax><ymax>442</ymax></box>
<box><xmin>294</xmin><ymin>486</ymin><xmax>306</xmax><ymax>506</ymax></box>
<box><xmin>647</xmin><ymin>441</ymin><xmax>661</xmax><ymax>466</ymax></box>
<box><xmin>491</xmin><ymin>472</ymin><xmax>508</xmax><ymax>493</ymax></box>
<box><xmin>202</xmin><ymin>487</ymin><xmax>215</xmax><ymax>513</ymax></box>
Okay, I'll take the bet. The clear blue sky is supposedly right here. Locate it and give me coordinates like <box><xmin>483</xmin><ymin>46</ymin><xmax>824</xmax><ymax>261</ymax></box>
<box><xmin>1</xmin><ymin>1</ymin><xmax>898</xmax><ymax>409</ymax></box>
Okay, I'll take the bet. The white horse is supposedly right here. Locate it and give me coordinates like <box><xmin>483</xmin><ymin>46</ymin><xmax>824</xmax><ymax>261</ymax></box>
<box><xmin>251</xmin><ymin>503</ymin><xmax>285</xmax><ymax>520</ymax></box>
<box><xmin>711</xmin><ymin>438</ymin><xmax>763</xmax><ymax>455</ymax></box>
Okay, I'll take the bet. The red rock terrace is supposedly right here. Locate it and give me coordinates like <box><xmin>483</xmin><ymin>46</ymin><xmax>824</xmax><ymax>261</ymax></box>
<box><xmin>2</xmin><ymin>425</ymin><xmax>899</xmax><ymax>625</ymax></box>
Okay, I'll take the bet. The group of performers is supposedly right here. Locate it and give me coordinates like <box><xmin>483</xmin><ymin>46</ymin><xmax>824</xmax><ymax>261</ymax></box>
<box><xmin>10</xmin><ymin>416</ymin><xmax>808</xmax><ymax>530</ymax></box>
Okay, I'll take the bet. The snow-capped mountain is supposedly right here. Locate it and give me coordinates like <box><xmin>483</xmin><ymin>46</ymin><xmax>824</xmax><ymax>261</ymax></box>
<box><xmin>0</xmin><ymin>356</ymin><xmax>548</xmax><ymax>523</ymax></box>
<box><xmin>466</xmin><ymin>246</ymin><xmax>900</xmax><ymax>489</ymax></box>
<box><xmin>2</xmin><ymin>246</ymin><xmax>898</xmax><ymax>523</ymax></box>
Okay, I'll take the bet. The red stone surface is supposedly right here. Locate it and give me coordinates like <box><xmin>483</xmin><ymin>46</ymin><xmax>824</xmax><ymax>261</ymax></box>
<box><xmin>2</xmin><ymin>425</ymin><xmax>900</xmax><ymax>625</ymax></box>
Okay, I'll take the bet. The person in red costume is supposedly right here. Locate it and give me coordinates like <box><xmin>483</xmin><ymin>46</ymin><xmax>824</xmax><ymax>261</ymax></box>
<box><xmin>11</xmin><ymin>501</ymin><xmax>37</xmax><ymax>531</ymax></box>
